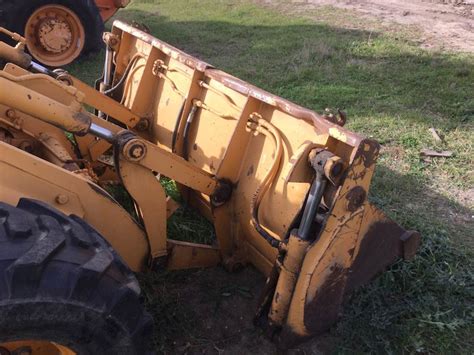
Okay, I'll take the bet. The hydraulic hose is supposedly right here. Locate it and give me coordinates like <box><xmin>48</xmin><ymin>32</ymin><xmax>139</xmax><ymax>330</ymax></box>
<box><xmin>248</xmin><ymin>115</ymin><xmax>284</xmax><ymax>248</ymax></box>
<box><xmin>104</xmin><ymin>53</ymin><xmax>144</xmax><ymax>96</ymax></box>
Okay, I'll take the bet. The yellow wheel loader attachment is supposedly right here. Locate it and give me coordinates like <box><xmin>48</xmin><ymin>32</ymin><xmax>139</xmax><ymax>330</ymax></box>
<box><xmin>0</xmin><ymin>21</ymin><xmax>420</xmax><ymax>349</ymax></box>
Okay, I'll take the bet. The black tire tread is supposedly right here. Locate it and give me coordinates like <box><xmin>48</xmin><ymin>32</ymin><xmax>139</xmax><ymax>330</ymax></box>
<box><xmin>0</xmin><ymin>198</ymin><xmax>152</xmax><ymax>354</ymax></box>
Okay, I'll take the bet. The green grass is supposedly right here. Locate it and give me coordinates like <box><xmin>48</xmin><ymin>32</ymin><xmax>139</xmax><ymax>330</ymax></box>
<box><xmin>69</xmin><ymin>0</ymin><xmax>473</xmax><ymax>352</ymax></box>
<box><xmin>163</xmin><ymin>176</ymin><xmax>216</xmax><ymax>244</ymax></box>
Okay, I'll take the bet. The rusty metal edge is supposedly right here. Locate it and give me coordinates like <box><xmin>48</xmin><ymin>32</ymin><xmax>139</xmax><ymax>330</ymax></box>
<box><xmin>113</xmin><ymin>20</ymin><xmax>213</xmax><ymax>72</ymax></box>
<box><xmin>112</xmin><ymin>20</ymin><xmax>365</xmax><ymax>148</ymax></box>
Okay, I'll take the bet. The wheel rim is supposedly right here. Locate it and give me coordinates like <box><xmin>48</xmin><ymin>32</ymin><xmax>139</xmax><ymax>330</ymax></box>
<box><xmin>0</xmin><ymin>340</ymin><xmax>76</xmax><ymax>355</ymax></box>
<box><xmin>24</xmin><ymin>5</ymin><xmax>85</xmax><ymax>67</ymax></box>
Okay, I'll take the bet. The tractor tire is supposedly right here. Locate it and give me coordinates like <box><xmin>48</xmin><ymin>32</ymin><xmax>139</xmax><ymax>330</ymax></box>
<box><xmin>0</xmin><ymin>199</ymin><xmax>153</xmax><ymax>354</ymax></box>
<box><xmin>0</xmin><ymin>0</ymin><xmax>104</xmax><ymax>66</ymax></box>
<box><xmin>0</xmin><ymin>0</ymin><xmax>16</xmax><ymax>49</ymax></box>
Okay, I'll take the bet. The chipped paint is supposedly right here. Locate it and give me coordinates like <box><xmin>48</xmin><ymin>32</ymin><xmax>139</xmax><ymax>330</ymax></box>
<box><xmin>329</xmin><ymin>127</ymin><xmax>347</xmax><ymax>142</ymax></box>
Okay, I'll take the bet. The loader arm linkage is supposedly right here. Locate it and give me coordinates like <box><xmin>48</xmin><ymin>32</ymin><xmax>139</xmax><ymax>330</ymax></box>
<box><xmin>0</xmin><ymin>22</ymin><xmax>420</xmax><ymax>347</ymax></box>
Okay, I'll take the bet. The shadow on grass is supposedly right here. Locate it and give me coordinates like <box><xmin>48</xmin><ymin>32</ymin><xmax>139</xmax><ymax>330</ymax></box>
<box><xmin>71</xmin><ymin>9</ymin><xmax>472</xmax><ymax>353</ymax></box>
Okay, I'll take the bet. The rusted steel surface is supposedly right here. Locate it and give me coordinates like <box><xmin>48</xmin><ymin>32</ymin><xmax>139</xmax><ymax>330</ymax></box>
<box><xmin>345</xmin><ymin>218</ymin><xmax>406</xmax><ymax>293</ymax></box>
<box><xmin>346</xmin><ymin>186</ymin><xmax>367</xmax><ymax>212</ymax></box>
<box><xmin>302</xmin><ymin>264</ymin><xmax>346</xmax><ymax>335</ymax></box>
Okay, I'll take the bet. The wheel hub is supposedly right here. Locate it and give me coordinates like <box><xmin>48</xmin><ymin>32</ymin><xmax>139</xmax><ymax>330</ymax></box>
<box><xmin>24</xmin><ymin>5</ymin><xmax>85</xmax><ymax>67</ymax></box>
<box><xmin>37</xmin><ymin>17</ymin><xmax>73</xmax><ymax>54</ymax></box>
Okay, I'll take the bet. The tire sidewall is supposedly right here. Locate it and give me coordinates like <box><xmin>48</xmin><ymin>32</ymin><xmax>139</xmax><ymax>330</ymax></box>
<box><xmin>0</xmin><ymin>301</ymin><xmax>133</xmax><ymax>354</ymax></box>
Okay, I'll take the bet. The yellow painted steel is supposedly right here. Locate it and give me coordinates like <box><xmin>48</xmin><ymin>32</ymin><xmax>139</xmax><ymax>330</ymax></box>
<box><xmin>0</xmin><ymin>142</ymin><xmax>149</xmax><ymax>271</ymax></box>
<box><xmin>0</xmin><ymin>75</ymin><xmax>91</xmax><ymax>135</ymax></box>
<box><xmin>0</xmin><ymin>340</ymin><xmax>75</xmax><ymax>355</ymax></box>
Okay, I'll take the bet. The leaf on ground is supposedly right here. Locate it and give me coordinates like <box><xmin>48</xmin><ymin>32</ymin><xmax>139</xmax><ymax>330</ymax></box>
<box><xmin>428</xmin><ymin>127</ymin><xmax>444</xmax><ymax>142</ymax></box>
<box><xmin>420</xmin><ymin>149</ymin><xmax>453</xmax><ymax>158</ymax></box>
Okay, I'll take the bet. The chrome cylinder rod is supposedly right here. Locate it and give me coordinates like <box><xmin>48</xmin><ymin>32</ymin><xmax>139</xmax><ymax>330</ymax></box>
<box><xmin>89</xmin><ymin>123</ymin><xmax>115</xmax><ymax>142</ymax></box>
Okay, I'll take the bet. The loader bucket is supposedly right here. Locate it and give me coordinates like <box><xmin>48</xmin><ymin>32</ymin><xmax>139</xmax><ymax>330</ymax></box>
<box><xmin>98</xmin><ymin>21</ymin><xmax>420</xmax><ymax>346</ymax></box>
<box><xmin>0</xmin><ymin>20</ymin><xmax>421</xmax><ymax>348</ymax></box>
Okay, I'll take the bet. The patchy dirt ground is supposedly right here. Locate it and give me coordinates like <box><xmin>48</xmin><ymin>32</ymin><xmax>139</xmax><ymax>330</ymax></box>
<box><xmin>141</xmin><ymin>266</ymin><xmax>335</xmax><ymax>354</ymax></box>
<box><xmin>260</xmin><ymin>0</ymin><xmax>474</xmax><ymax>52</ymax></box>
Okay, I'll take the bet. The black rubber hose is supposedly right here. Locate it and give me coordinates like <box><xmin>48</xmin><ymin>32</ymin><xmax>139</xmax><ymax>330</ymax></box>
<box><xmin>182</xmin><ymin>103</ymin><xmax>198</xmax><ymax>159</ymax></box>
<box><xmin>104</xmin><ymin>55</ymin><xmax>141</xmax><ymax>96</ymax></box>
<box><xmin>250</xmin><ymin>186</ymin><xmax>282</xmax><ymax>248</ymax></box>
<box><xmin>171</xmin><ymin>98</ymin><xmax>186</xmax><ymax>152</ymax></box>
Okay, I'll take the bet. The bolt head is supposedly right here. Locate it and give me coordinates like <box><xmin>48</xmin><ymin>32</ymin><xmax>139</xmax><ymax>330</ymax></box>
<box><xmin>131</xmin><ymin>145</ymin><xmax>144</xmax><ymax>158</ymax></box>
<box><xmin>55</xmin><ymin>194</ymin><xmax>69</xmax><ymax>205</ymax></box>
<box><xmin>6</xmin><ymin>109</ymin><xmax>17</xmax><ymax>119</ymax></box>
<box><xmin>123</xmin><ymin>139</ymin><xmax>147</xmax><ymax>162</ymax></box>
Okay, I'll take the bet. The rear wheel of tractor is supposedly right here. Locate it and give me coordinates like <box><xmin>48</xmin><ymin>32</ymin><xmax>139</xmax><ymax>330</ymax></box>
<box><xmin>0</xmin><ymin>199</ymin><xmax>153</xmax><ymax>354</ymax></box>
<box><xmin>0</xmin><ymin>0</ymin><xmax>104</xmax><ymax>67</ymax></box>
